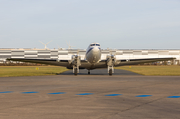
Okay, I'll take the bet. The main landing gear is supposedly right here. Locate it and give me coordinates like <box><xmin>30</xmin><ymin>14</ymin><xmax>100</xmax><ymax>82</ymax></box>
<box><xmin>107</xmin><ymin>55</ymin><xmax>115</xmax><ymax>76</ymax></box>
<box><xmin>88</xmin><ymin>70</ymin><xmax>90</xmax><ymax>75</ymax></box>
<box><xmin>108</xmin><ymin>66</ymin><xmax>114</xmax><ymax>76</ymax></box>
<box><xmin>73</xmin><ymin>67</ymin><xmax>78</xmax><ymax>75</ymax></box>
<box><xmin>71</xmin><ymin>55</ymin><xmax>81</xmax><ymax>76</ymax></box>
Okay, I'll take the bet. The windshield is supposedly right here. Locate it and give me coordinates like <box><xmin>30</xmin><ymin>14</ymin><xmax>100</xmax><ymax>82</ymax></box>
<box><xmin>90</xmin><ymin>44</ymin><xmax>96</xmax><ymax>46</ymax></box>
<box><xmin>90</xmin><ymin>44</ymin><xmax>100</xmax><ymax>46</ymax></box>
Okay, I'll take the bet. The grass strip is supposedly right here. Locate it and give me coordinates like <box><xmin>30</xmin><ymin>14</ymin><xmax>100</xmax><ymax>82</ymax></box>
<box><xmin>115</xmin><ymin>66</ymin><xmax>180</xmax><ymax>76</ymax></box>
<box><xmin>1</xmin><ymin>66</ymin><xmax>180</xmax><ymax>77</ymax></box>
<box><xmin>0</xmin><ymin>66</ymin><xmax>68</xmax><ymax>77</ymax></box>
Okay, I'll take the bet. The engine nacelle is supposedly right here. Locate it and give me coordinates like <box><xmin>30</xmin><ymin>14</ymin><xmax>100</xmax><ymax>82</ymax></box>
<box><xmin>107</xmin><ymin>55</ymin><xmax>116</xmax><ymax>66</ymax></box>
<box><xmin>71</xmin><ymin>55</ymin><xmax>81</xmax><ymax>64</ymax></box>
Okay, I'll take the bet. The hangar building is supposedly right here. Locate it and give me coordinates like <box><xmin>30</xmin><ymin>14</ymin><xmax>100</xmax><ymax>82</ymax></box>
<box><xmin>0</xmin><ymin>48</ymin><xmax>179</xmax><ymax>65</ymax></box>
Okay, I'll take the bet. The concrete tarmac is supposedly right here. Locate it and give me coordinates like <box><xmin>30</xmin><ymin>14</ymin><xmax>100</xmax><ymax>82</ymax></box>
<box><xmin>0</xmin><ymin>69</ymin><xmax>180</xmax><ymax>119</ymax></box>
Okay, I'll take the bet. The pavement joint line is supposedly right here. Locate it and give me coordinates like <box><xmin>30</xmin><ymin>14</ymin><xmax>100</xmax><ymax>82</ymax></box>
<box><xmin>136</xmin><ymin>95</ymin><xmax>152</xmax><ymax>97</ymax></box>
<box><xmin>167</xmin><ymin>96</ymin><xmax>180</xmax><ymax>98</ymax></box>
<box><xmin>48</xmin><ymin>92</ymin><xmax>66</xmax><ymax>94</ymax></box>
<box><xmin>76</xmin><ymin>93</ymin><xmax>93</xmax><ymax>95</ymax></box>
<box><xmin>0</xmin><ymin>91</ymin><xmax>13</xmax><ymax>93</ymax></box>
<box><xmin>98</xmin><ymin>94</ymin><xmax>175</xmax><ymax>119</ymax></box>
<box><xmin>1</xmin><ymin>91</ymin><xmax>180</xmax><ymax>99</ymax></box>
<box><xmin>105</xmin><ymin>94</ymin><xmax>122</xmax><ymax>96</ymax></box>
<box><xmin>22</xmin><ymin>91</ymin><xmax>39</xmax><ymax>94</ymax></box>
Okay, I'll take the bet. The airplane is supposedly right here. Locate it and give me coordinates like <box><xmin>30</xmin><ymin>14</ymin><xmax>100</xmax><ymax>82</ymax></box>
<box><xmin>7</xmin><ymin>43</ymin><xmax>175</xmax><ymax>75</ymax></box>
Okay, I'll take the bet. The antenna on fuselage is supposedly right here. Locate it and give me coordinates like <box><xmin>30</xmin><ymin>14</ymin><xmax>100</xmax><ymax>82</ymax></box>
<box><xmin>39</xmin><ymin>40</ymin><xmax>52</xmax><ymax>49</ymax></box>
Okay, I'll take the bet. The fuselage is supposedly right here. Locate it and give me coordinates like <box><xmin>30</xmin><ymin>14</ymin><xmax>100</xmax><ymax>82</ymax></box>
<box><xmin>85</xmin><ymin>43</ymin><xmax>101</xmax><ymax>64</ymax></box>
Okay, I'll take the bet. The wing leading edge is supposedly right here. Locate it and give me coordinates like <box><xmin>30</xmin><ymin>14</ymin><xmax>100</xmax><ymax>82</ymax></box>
<box><xmin>7</xmin><ymin>57</ymin><xmax>175</xmax><ymax>67</ymax></box>
<box><xmin>7</xmin><ymin>58</ymin><xmax>69</xmax><ymax>67</ymax></box>
<box><xmin>7</xmin><ymin>58</ymin><xmax>88</xmax><ymax>68</ymax></box>
<box><xmin>7</xmin><ymin>57</ymin><xmax>175</xmax><ymax>75</ymax></box>
<box><xmin>115</xmin><ymin>57</ymin><xmax>176</xmax><ymax>66</ymax></box>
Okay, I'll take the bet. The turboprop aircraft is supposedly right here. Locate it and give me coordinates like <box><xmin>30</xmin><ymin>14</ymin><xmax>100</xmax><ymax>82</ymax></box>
<box><xmin>7</xmin><ymin>43</ymin><xmax>175</xmax><ymax>75</ymax></box>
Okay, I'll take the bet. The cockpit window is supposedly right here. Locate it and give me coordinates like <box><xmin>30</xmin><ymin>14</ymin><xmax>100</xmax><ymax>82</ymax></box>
<box><xmin>90</xmin><ymin>44</ymin><xmax>95</xmax><ymax>46</ymax></box>
<box><xmin>90</xmin><ymin>44</ymin><xmax>100</xmax><ymax>46</ymax></box>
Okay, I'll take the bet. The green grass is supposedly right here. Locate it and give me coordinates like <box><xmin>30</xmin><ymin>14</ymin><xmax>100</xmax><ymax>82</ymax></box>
<box><xmin>115</xmin><ymin>66</ymin><xmax>180</xmax><ymax>76</ymax></box>
<box><xmin>0</xmin><ymin>66</ymin><xmax>68</xmax><ymax>77</ymax></box>
<box><xmin>1</xmin><ymin>66</ymin><xmax>180</xmax><ymax>77</ymax></box>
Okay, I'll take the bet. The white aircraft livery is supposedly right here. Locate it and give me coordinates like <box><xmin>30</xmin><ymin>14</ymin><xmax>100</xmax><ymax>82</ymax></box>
<box><xmin>8</xmin><ymin>43</ymin><xmax>175</xmax><ymax>75</ymax></box>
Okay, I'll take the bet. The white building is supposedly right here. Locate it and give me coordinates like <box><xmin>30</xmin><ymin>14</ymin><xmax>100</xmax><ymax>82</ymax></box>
<box><xmin>0</xmin><ymin>48</ymin><xmax>179</xmax><ymax>65</ymax></box>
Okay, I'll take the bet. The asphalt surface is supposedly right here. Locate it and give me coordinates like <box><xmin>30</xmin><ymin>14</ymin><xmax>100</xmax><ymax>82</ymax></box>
<box><xmin>61</xmin><ymin>69</ymin><xmax>141</xmax><ymax>75</ymax></box>
<box><xmin>0</xmin><ymin>69</ymin><xmax>180</xmax><ymax>119</ymax></box>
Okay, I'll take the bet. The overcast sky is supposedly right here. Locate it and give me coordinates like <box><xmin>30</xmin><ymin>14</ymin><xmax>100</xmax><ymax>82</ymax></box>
<box><xmin>0</xmin><ymin>0</ymin><xmax>180</xmax><ymax>49</ymax></box>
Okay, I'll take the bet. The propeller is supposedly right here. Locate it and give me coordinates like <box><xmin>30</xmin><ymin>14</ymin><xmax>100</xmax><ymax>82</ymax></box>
<box><xmin>109</xmin><ymin>50</ymin><xmax>117</xmax><ymax>58</ymax></box>
<box><xmin>71</xmin><ymin>50</ymin><xmax>80</xmax><ymax>59</ymax></box>
<box><xmin>107</xmin><ymin>50</ymin><xmax>118</xmax><ymax>66</ymax></box>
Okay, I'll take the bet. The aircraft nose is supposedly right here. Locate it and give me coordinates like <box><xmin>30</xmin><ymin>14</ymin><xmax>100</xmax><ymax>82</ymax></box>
<box><xmin>92</xmin><ymin>47</ymin><xmax>100</xmax><ymax>54</ymax></box>
<box><xmin>92</xmin><ymin>47</ymin><xmax>99</xmax><ymax>51</ymax></box>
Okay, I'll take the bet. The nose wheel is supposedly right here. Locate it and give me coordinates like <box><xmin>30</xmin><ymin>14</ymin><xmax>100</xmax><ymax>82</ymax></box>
<box><xmin>88</xmin><ymin>70</ymin><xmax>90</xmax><ymax>74</ymax></box>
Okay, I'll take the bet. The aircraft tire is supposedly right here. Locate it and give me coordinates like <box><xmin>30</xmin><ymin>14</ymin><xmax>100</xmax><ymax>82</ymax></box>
<box><xmin>74</xmin><ymin>68</ymin><xmax>78</xmax><ymax>75</ymax></box>
<box><xmin>109</xmin><ymin>69</ymin><xmax>112</xmax><ymax>76</ymax></box>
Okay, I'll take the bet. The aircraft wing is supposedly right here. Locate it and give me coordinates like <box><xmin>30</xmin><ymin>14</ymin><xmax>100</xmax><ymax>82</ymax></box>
<box><xmin>7</xmin><ymin>58</ymin><xmax>89</xmax><ymax>69</ymax></box>
<box><xmin>7</xmin><ymin>58</ymin><xmax>69</xmax><ymax>67</ymax></box>
<box><xmin>114</xmin><ymin>57</ymin><xmax>175</xmax><ymax>66</ymax></box>
<box><xmin>7</xmin><ymin>57</ymin><xmax>175</xmax><ymax>69</ymax></box>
